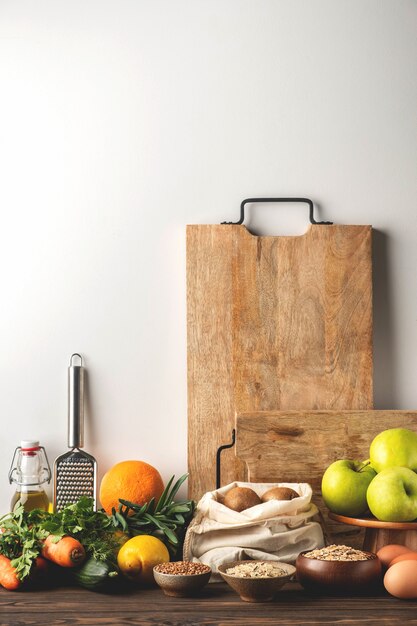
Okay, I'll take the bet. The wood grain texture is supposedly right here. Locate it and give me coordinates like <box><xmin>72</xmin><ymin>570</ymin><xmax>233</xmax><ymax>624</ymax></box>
<box><xmin>232</xmin><ymin>225</ymin><xmax>373</xmax><ymax>412</ymax></box>
<box><xmin>187</xmin><ymin>224</ymin><xmax>373</xmax><ymax>501</ymax></box>
<box><xmin>2</xmin><ymin>583</ymin><xmax>417</xmax><ymax>625</ymax></box>
<box><xmin>362</xmin><ymin>528</ymin><xmax>417</xmax><ymax>554</ymax></box>
<box><xmin>329</xmin><ymin>513</ymin><xmax>417</xmax><ymax>553</ymax></box>
<box><xmin>329</xmin><ymin>513</ymin><xmax>417</xmax><ymax>530</ymax></box>
<box><xmin>236</xmin><ymin>410</ymin><xmax>417</xmax><ymax>547</ymax></box>
<box><xmin>187</xmin><ymin>226</ymin><xmax>246</xmax><ymax>500</ymax></box>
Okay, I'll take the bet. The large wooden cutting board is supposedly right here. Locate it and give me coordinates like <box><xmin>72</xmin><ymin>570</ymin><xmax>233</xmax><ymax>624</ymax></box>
<box><xmin>187</xmin><ymin>222</ymin><xmax>373</xmax><ymax>500</ymax></box>
<box><xmin>236</xmin><ymin>410</ymin><xmax>417</xmax><ymax>545</ymax></box>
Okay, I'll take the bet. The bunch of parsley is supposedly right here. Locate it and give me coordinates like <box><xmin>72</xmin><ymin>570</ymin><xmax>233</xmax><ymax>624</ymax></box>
<box><xmin>39</xmin><ymin>497</ymin><xmax>120</xmax><ymax>564</ymax></box>
<box><xmin>0</xmin><ymin>497</ymin><xmax>119</xmax><ymax>581</ymax></box>
<box><xmin>0</xmin><ymin>504</ymin><xmax>49</xmax><ymax>580</ymax></box>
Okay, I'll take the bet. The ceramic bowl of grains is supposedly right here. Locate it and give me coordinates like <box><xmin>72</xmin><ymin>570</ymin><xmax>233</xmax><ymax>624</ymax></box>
<box><xmin>296</xmin><ymin>545</ymin><xmax>382</xmax><ymax>595</ymax></box>
<box><xmin>218</xmin><ymin>560</ymin><xmax>296</xmax><ymax>603</ymax></box>
<box><xmin>153</xmin><ymin>561</ymin><xmax>212</xmax><ymax>597</ymax></box>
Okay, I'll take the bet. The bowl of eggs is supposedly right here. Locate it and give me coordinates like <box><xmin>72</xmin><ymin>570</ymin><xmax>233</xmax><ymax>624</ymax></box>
<box><xmin>377</xmin><ymin>544</ymin><xmax>417</xmax><ymax>599</ymax></box>
<box><xmin>296</xmin><ymin>545</ymin><xmax>382</xmax><ymax>595</ymax></box>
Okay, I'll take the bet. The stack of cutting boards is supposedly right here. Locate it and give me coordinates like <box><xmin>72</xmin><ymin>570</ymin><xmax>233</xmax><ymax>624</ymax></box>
<box><xmin>187</xmin><ymin>208</ymin><xmax>415</xmax><ymax>544</ymax></box>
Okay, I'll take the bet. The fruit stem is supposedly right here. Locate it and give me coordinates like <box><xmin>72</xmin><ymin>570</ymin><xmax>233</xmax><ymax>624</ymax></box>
<box><xmin>357</xmin><ymin>460</ymin><xmax>371</xmax><ymax>473</ymax></box>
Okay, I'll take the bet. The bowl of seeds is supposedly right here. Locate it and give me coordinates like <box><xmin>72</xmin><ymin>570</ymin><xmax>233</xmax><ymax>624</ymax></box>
<box><xmin>153</xmin><ymin>561</ymin><xmax>212</xmax><ymax>597</ymax></box>
<box><xmin>296</xmin><ymin>545</ymin><xmax>382</xmax><ymax>595</ymax></box>
<box><xmin>218</xmin><ymin>560</ymin><xmax>296</xmax><ymax>602</ymax></box>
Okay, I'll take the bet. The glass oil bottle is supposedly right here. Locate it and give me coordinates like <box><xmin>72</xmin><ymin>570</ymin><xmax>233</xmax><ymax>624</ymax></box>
<box><xmin>9</xmin><ymin>440</ymin><xmax>51</xmax><ymax>511</ymax></box>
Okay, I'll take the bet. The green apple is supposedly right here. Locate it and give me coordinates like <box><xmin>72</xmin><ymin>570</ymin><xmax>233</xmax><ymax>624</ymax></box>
<box><xmin>370</xmin><ymin>428</ymin><xmax>417</xmax><ymax>473</ymax></box>
<box><xmin>321</xmin><ymin>460</ymin><xmax>376</xmax><ymax>516</ymax></box>
<box><xmin>366</xmin><ymin>466</ymin><xmax>417</xmax><ymax>522</ymax></box>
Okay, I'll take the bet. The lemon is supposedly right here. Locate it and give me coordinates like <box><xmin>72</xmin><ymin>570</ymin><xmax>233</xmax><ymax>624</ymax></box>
<box><xmin>117</xmin><ymin>535</ymin><xmax>169</xmax><ymax>584</ymax></box>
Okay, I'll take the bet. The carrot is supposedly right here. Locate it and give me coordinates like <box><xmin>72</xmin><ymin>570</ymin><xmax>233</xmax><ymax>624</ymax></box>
<box><xmin>30</xmin><ymin>556</ymin><xmax>50</xmax><ymax>579</ymax></box>
<box><xmin>33</xmin><ymin>556</ymin><xmax>49</xmax><ymax>573</ymax></box>
<box><xmin>0</xmin><ymin>555</ymin><xmax>20</xmax><ymax>590</ymax></box>
<box><xmin>42</xmin><ymin>535</ymin><xmax>86</xmax><ymax>568</ymax></box>
<box><xmin>24</xmin><ymin>556</ymin><xmax>51</xmax><ymax>588</ymax></box>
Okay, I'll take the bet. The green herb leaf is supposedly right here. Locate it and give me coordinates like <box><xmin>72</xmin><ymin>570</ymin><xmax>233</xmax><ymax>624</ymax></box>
<box><xmin>167</xmin><ymin>474</ymin><xmax>189</xmax><ymax>502</ymax></box>
<box><xmin>162</xmin><ymin>527</ymin><xmax>179</xmax><ymax>545</ymax></box>
<box><xmin>110</xmin><ymin>474</ymin><xmax>194</xmax><ymax>559</ymax></box>
<box><xmin>168</xmin><ymin>504</ymin><xmax>191</xmax><ymax>514</ymax></box>
<box><xmin>114</xmin><ymin>511</ymin><xmax>128</xmax><ymax>532</ymax></box>
<box><xmin>154</xmin><ymin>475</ymin><xmax>175</xmax><ymax>513</ymax></box>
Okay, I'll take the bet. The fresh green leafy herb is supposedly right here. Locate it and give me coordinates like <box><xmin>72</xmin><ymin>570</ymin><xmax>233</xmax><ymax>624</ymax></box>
<box><xmin>39</xmin><ymin>497</ymin><xmax>119</xmax><ymax>564</ymax></box>
<box><xmin>0</xmin><ymin>498</ymin><xmax>120</xmax><ymax>580</ymax></box>
<box><xmin>110</xmin><ymin>474</ymin><xmax>195</xmax><ymax>558</ymax></box>
<box><xmin>0</xmin><ymin>474</ymin><xmax>195</xmax><ymax>581</ymax></box>
<box><xmin>0</xmin><ymin>505</ymin><xmax>49</xmax><ymax>580</ymax></box>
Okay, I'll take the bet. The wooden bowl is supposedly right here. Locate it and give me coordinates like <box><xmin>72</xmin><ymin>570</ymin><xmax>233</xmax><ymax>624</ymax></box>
<box><xmin>328</xmin><ymin>512</ymin><xmax>417</xmax><ymax>553</ymax></box>
<box><xmin>296</xmin><ymin>551</ymin><xmax>382</xmax><ymax>595</ymax></box>
<box><xmin>153</xmin><ymin>566</ymin><xmax>211</xmax><ymax>597</ymax></box>
<box><xmin>218</xmin><ymin>560</ymin><xmax>296</xmax><ymax>603</ymax></box>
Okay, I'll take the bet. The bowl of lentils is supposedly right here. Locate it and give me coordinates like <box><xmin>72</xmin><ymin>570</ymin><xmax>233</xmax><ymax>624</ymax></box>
<box><xmin>218</xmin><ymin>560</ymin><xmax>296</xmax><ymax>602</ymax></box>
<box><xmin>153</xmin><ymin>561</ymin><xmax>212</xmax><ymax>597</ymax></box>
<box><xmin>296</xmin><ymin>545</ymin><xmax>382</xmax><ymax>595</ymax></box>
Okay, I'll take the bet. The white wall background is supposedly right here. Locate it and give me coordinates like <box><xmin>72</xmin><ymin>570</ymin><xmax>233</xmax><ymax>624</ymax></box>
<box><xmin>0</xmin><ymin>0</ymin><xmax>416</xmax><ymax>510</ymax></box>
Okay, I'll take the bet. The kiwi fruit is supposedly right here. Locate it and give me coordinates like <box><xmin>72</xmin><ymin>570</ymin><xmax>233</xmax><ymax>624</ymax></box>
<box><xmin>261</xmin><ymin>487</ymin><xmax>299</xmax><ymax>502</ymax></box>
<box><xmin>223</xmin><ymin>487</ymin><xmax>262</xmax><ymax>512</ymax></box>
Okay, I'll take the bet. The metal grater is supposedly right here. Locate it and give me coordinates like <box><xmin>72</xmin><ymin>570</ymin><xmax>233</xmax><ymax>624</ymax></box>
<box><xmin>53</xmin><ymin>354</ymin><xmax>97</xmax><ymax>511</ymax></box>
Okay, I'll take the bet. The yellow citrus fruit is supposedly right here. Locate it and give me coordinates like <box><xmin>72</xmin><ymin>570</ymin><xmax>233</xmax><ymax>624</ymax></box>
<box><xmin>99</xmin><ymin>460</ymin><xmax>164</xmax><ymax>515</ymax></box>
<box><xmin>117</xmin><ymin>535</ymin><xmax>169</xmax><ymax>584</ymax></box>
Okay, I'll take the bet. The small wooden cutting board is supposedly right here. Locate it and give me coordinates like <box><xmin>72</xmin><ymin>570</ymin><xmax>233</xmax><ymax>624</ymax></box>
<box><xmin>236</xmin><ymin>410</ymin><xmax>417</xmax><ymax>545</ymax></box>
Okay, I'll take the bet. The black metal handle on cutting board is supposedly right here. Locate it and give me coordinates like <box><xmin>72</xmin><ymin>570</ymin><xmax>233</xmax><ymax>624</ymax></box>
<box><xmin>221</xmin><ymin>198</ymin><xmax>333</xmax><ymax>226</ymax></box>
<box><xmin>216</xmin><ymin>429</ymin><xmax>236</xmax><ymax>490</ymax></box>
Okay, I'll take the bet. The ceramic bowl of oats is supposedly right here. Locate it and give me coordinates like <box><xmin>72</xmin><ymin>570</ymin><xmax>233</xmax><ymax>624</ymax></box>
<box><xmin>218</xmin><ymin>560</ymin><xmax>296</xmax><ymax>602</ymax></box>
<box><xmin>296</xmin><ymin>545</ymin><xmax>382</xmax><ymax>595</ymax></box>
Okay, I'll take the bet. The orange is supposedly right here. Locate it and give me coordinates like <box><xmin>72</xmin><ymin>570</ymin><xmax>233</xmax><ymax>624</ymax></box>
<box><xmin>117</xmin><ymin>535</ymin><xmax>169</xmax><ymax>584</ymax></box>
<box><xmin>99</xmin><ymin>460</ymin><xmax>164</xmax><ymax>515</ymax></box>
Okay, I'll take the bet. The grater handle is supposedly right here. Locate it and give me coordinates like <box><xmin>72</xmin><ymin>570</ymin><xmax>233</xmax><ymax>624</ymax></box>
<box><xmin>68</xmin><ymin>353</ymin><xmax>84</xmax><ymax>449</ymax></box>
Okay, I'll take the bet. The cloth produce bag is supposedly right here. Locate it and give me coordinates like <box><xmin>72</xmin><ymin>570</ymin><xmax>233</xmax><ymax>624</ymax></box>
<box><xmin>183</xmin><ymin>481</ymin><xmax>324</xmax><ymax>581</ymax></box>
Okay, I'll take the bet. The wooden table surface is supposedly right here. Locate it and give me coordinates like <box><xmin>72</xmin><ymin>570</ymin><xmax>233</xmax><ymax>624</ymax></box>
<box><xmin>1</xmin><ymin>582</ymin><xmax>417</xmax><ymax>626</ymax></box>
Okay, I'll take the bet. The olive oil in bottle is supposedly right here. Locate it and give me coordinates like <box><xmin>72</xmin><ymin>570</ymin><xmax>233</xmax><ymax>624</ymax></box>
<box><xmin>9</xmin><ymin>440</ymin><xmax>51</xmax><ymax>512</ymax></box>
<box><xmin>10</xmin><ymin>490</ymin><xmax>50</xmax><ymax>512</ymax></box>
